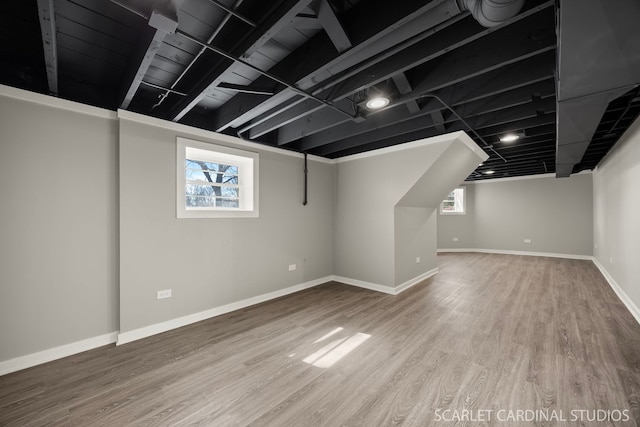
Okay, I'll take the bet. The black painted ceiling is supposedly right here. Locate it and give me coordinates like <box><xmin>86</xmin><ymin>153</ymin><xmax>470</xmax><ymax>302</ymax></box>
<box><xmin>3</xmin><ymin>0</ymin><xmax>639</xmax><ymax>180</ymax></box>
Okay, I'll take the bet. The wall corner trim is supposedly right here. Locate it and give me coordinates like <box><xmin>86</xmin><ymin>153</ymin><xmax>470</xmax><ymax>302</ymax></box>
<box><xmin>116</xmin><ymin>276</ymin><xmax>333</xmax><ymax>346</ymax></box>
<box><xmin>0</xmin><ymin>332</ymin><xmax>118</xmax><ymax>377</ymax></box>
<box><xmin>332</xmin><ymin>268</ymin><xmax>439</xmax><ymax>296</ymax></box>
<box><xmin>592</xmin><ymin>258</ymin><xmax>640</xmax><ymax>326</ymax></box>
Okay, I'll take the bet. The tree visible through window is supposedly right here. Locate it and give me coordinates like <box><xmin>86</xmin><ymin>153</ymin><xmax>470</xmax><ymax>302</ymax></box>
<box><xmin>185</xmin><ymin>160</ymin><xmax>239</xmax><ymax>208</ymax></box>
<box><xmin>440</xmin><ymin>187</ymin><xmax>465</xmax><ymax>215</ymax></box>
<box><xmin>177</xmin><ymin>137</ymin><xmax>259</xmax><ymax>218</ymax></box>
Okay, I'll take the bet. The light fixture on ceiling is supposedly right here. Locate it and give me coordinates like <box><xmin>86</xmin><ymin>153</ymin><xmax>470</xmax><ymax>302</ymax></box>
<box><xmin>484</xmin><ymin>170</ymin><xmax>496</xmax><ymax>175</ymax></box>
<box><xmin>365</xmin><ymin>96</ymin><xmax>390</xmax><ymax>110</ymax></box>
<box><xmin>499</xmin><ymin>133</ymin><xmax>521</xmax><ymax>143</ymax></box>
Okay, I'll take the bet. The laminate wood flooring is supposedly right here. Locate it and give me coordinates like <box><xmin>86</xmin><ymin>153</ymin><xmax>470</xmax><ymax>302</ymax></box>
<box><xmin>1</xmin><ymin>253</ymin><xmax>639</xmax><ymax>426</ymax></box>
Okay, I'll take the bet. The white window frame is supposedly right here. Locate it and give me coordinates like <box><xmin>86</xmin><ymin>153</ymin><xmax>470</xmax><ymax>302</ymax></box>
<box><xmin>177</xmin><ymin>137</ymin><xmax>259</xmax><ymax>218</ymax></box>
<box><xmin>439</xmin><ymin>187</ymin><xmax>466</xmax><ymax>215</ymax></box>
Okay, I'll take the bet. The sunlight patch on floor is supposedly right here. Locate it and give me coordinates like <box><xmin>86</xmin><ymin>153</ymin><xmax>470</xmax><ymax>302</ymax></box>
<box><xmin>303</xmin><ymin>332</ymin><xmax>371</xmax><ymax>368</ymax></box>
<box><xmin>313</xmin><ymin>327</ymin><xmax>344</xmax><ymax>343</ymax></box>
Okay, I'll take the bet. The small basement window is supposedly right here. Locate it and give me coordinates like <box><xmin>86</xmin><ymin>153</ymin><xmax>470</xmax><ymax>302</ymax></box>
<box><xmin>440</xmin><ymin>187</ymin><xmax>465</xmax><ymax>215</ymax></box>
<box><xmin>177</xmin><ymin>137</ymin><xmax>259</xmax><ymax>218</ymax></box>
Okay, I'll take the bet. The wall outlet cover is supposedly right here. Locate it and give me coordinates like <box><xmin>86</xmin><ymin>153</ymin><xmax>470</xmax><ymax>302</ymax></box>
<box><xmin>288</xmin><ymin>264</ymin><xmax>296</xmax><ymax>271</ymax></box>
<box><xmin>157</xmin><ymin>289</ymin><xmax>172</xmax><ymax>299</ymax></box>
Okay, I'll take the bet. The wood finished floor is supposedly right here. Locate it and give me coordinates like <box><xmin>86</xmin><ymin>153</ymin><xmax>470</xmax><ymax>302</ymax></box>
<box><xmin>1</xmin><ymin>253</ymin><xmax>640</xmax><ymax>426</ymax></box>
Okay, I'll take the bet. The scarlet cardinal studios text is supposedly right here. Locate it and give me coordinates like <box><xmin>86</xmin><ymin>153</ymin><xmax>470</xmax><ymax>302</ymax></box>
<box><xmin>434</xmin><ymin>408</ymin><xmax>630</xmax><ymax>423</ymax></box>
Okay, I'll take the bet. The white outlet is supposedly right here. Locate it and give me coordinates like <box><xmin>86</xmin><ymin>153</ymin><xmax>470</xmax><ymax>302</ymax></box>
<box><xmin>594</xmin><ymin>243</ymin><xmax>598</xmax><ymax>249</ymax></box>
<box><xmin>524</xmin><ymin>239</ymin><xmax>532</xmax><ymax>244</ymax></box>
<box><xmin>289</xmin><ymin>264</ymin><xmax>297</xmax><ymax>271</ymax></box>
<box><xmin>609</xmin><ymin>257</ymin><xmax>613</xmax><ymax>264</ymax></box>
<box><xmin>453</xmin><ymin>237</ymin><xmax>459</xmax><ymax>242</ymax></box>
<box><xmin>416</xmin><ymin>257</ymin><xmax>421</xmax><ymax>263</ymax></box>
<box><xmin>157</xmin><ymin>289</ymin><xmax>172</xmax><ymax>300</ymax></box>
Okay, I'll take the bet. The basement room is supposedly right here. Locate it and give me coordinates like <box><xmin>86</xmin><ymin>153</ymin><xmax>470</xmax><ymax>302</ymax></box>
<box><xmin>1</xmin><ymin>0</ymin><xmax>639</xmax><ymax>425</ymax></box>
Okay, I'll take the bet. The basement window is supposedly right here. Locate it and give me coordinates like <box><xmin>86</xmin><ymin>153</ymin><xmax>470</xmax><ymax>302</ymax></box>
<box><xmin>177</xmin><ymin>138</ymin><xmax>259</xmax><ymax>218</ymax></box>
<box><xmin>440</xmin><ymin>187</ymin><xmax>465</xmax><ymax>215</ymax></box>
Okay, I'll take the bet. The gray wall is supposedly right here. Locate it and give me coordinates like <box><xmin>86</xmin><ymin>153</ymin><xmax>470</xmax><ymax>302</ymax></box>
<box><xmin>593</xmin><ymin>116</ymin><xmax>640</xmax><ymax>315</ymax></box>
<box><xmin>334</xmin><ymin>133</ymin><xmax>486</xmax><ymax>287</ymax></box>
<box><xmin>119</xmin><ymin>118</ymin><xmax>334</xmax><ymax>334</ymax></box>
<box><xmin>438</xmin><ymin>174</ymin><xmax>594</xmax><ymax>256</ymax></box>
<box><xmin>333</xmin><ymin>142</ymin><xmax>446</xmax><ymax>287</ymax></box>
<box><xmin>0</xmin><ymin>93</ymin><xmax>118</xmax><ymax>361</ymax></box>
<box><xmin>394</xmin><ymin>208</ymin><xmax>437</xmax><ymax>285</ymax></box>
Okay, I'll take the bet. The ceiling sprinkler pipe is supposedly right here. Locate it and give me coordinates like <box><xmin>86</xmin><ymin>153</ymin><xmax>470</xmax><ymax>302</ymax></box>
<box><xmin>456</xmin><ymin>0</ymin><xmax>525</xmax><ymax>27</ymax></box>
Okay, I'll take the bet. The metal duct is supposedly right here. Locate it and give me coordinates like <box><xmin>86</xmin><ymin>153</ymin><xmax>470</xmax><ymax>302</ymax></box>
<box><xmin>555</xmin><ymin>0</ymin><xmax>640</xmax><ymax>177</ymax></box>
<box><xmin>457</xmin><ymin>0</ymin><xmax>525</xmax><ymax>27</ymax></box>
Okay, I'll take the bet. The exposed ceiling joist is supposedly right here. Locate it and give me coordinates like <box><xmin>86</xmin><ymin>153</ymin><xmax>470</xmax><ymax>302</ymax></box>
<box><xmin>235</xmin><ymin>13</ymin><xmax>483</xmax><ymax>138</ymax></box>
<box><xmin>276</xmin><ymin>14</ymin><xmax>555</xmax><ymax>147</ymax></box>
<box><xmin>218</xmin><ymin>82</ymin><xmax>275</xmax><ymax>95</ymax></box>
<box><xmin>168</xmin><ymin>0</ymin><xmax>315</xmax><ymax>122</ymax></box>
<box><xmin>315</xmin><ymin>0</ymin><xmax>351</xmax><ymax>52</ymax></box>
<box><xmin>407</xmin><ymin>10</ymin><xmax>555</xmax><ymax>97</ymax></box>
<box><xmin>314</xmin><ymin>95</ymin><xmax>555</xmax><ymax>157</ymax></box>
<box><xmin>430</xmin><ymin>111</ymin><xmax>446</xmax><ymax>132</ymax></box>
<box><xmin>36</xmin><ymin>0</ymin><xmax>58</xmax><ymax>96</ymax></box>
<box><xmin>325</xmin><ymin>2</ymin><xmax>553</xmax><ymax>104</ymax></box>
<box><xmin>212</xmin><ymin>0</ymin><xmax>465</xmax><ymax>131</ymax></box>
<box><xmin>205</xmin><ymin>0</ymin><xmax>256</xmax><ymax>27</ymax></box>
<box><xmin>294</xmin><ymin>51</ymin><xmax>555</xmax><ymax>151</ymax></box>
<box><xmin>8</xmin><ymin>0</ymin><xmax>638</xmax><ymax>182</ymax></box>
<box><xmin>120</xmin><ymin>29</ymin><xmax>167</xmax><ymax>109</ymax></box>
<box><xmin>243</xmin><ymin>97</ymin><xmax>353</xmax><ymax>139</ymax></box>
<box><xmin>305</xmin><ymin>79</ymin><xmax>553</xmax><ymax>154</ymax></box>
<box><xmin>477</xmin><ymin>113</ymin><xmax>556</xmax><ymax>137</ymax></box>
<box><xmin>392</xmin><ymin>73</ymin><xmax>420</xmax><ymax>113</ymax></box>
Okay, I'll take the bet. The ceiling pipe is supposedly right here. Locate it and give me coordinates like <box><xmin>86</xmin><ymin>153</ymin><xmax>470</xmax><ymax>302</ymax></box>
<box><xmin>456</xmin><ymin>0</ymin><xmax>525</xmax><ymax>27</ymax></box>
<box><xmin>419</xmin><ymin>93</ymin><xmax>508</xmax><ymax>163</ymax></box>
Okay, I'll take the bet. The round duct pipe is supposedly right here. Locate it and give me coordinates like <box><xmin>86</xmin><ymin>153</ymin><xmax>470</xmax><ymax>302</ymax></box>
<box><xmin>457</xmin><ymin>0</ymin><xmax>525</xmax><ymax>27</ymax></box>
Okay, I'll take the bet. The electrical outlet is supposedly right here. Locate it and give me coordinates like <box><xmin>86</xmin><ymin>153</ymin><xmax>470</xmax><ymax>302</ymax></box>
<box><xmin>524</xmin><ymin>239</ymin><xmax>532</xmax><ymax>244</ymax></box>
<box><xmin>416</xmin><ymin>257</ymin><xmax>421</xmax><ymax>263</ymax></box>
<box><xmin>609</xmin><ymin>257</ymin><xmax>613</xmax><ymax>264</ymax></box>
<box><xmin>289</xmin><ymin>264</ymin><xmax>296</xmax><ymax>271</ymax></box>
<box><xmin>594</xmin><ymin>243</ymin><xmax>598</xmax><ymax>249</ymax></box>
<box><xmin>453</xmin><ymin>237</ymin><xmax>459</xmax><ymax>242</ymax></box>
<box><xmin>157</xmin><ymin>289</ymin><xmax>172</xmax><ymax>300</ymax></box>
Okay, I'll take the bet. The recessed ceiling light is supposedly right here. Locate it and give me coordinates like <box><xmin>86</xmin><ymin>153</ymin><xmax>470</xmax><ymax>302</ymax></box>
<box><xmin>484</xmin><ymin>170</ymin><xmax>495</xmax><ymax>174</ymax></box>
<box><xmin>500</xmin><ymin>133</ymin><xmax>520</xmax><ymax>143</ymax></box>
<box><xmin>365</xmin><ymin>97</ymin><xmax>390</xmax><ymax>109</ymax></box>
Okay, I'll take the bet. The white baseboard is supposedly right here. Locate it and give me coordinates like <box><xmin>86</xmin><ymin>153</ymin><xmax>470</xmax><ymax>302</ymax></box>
<box><xmin>395</xmin><ymin>268</ymin><xmax>439</xmax><ymax>294</ymax></box>
<box><xmin>332</xmin><ymin>268</ymin><xmax>439</xmax><ymax>296</ymax></box>
<box><xmin>437</xmin><ymin>248</ymin><xmax>593</xmax><ymax>260</ymax></box>
<box><xmin>332</xmin><ymin>275</ymin><xmax>396</xmax><ymax>294</ymax></box>
<box><xmin>592</xmin><ymin>258</ymin><xmax>640</xmax><ymax>326</ymax></box>
<box><xmin>0</xmin><ymin>332</ymin><xmax>117</xmax><ymax>377</ymax></box>
<box><xmin>116</xmin><ymin>276</ymin><xmax>332</xmax><ymax>346</ymax></box>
